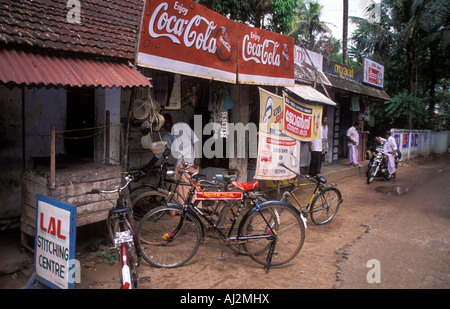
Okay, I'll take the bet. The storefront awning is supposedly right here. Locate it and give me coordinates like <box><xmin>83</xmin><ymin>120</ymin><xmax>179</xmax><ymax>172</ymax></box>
<box><xmin>285</xmin><ymin>84</ymin><xmax>336</xmax><ymax>106</ymax></box>
<box><xmin>0</xmin><ymin>49</ymin><xmax>152</xmax><ymax>88</ymax></box>
<box><xmin>325</xmin><ymin>73</ymin><xmax>390</xmax><ymax>101</ymax></box>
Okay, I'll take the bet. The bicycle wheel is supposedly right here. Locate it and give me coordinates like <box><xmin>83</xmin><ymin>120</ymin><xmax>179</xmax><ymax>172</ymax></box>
<box><xmin>239</xmin><ymin>201</ymin><xmax>305</xmax><ymax>267</ymax></box>
<box><xmin>137</xmin><ymin>205</ymin><xmax>202</xmax><ymax>268</ymax></box>
<box><xmin>132</xmin><ymin>190</ymin><xmax>179</xmax><ymax>222</ymax></box>
<box><xmin>217</xmin><ymin>197</ymin><xmax>266</xmax><ymax>254</ymax></box>
<box><xmin>310</xmin><ymin>187</ymin><xmax>342</xmax><ymax>225</ymax></box>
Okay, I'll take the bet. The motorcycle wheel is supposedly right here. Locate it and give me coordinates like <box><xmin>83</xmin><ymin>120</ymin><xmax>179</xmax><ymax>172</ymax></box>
<box><xmin>367</xmin><ymin>166</ymin><xmax>376</xmax><ymax>184</ymax></box>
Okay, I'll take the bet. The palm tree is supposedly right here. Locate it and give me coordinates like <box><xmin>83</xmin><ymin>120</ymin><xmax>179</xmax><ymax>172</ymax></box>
<box><xmin>289</xmin><ymin>0</ymin><xmax>332</xmax><ymax>50</ymax></box>
<box><xmin>350</xmin><ymin>0</ymin><xmax>450</xmax><ymax>129</ymax></box>
<box><xmin>343</xmin><ymin>0</ymin><xmax>349</xmax><ymax>64</ymax></box>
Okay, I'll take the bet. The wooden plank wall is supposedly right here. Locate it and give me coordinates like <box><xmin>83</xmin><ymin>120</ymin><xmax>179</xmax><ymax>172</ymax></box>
<box><xmin>21</xmin><ymin>164</ymin><xmax>122</xmax><ymax>249</ymax></box>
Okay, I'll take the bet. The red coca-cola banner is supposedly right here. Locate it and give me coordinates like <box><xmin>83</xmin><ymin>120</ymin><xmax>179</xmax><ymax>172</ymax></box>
<box><xmin>237</xmin><ymin>23</ymin><xmax>294</xmax><ymax>86</ymax></box>
<box><xmin>137</xmin><ymin>0</ymin><xmax>237</xmax><ymax>83</ymax></box>
<box><xmin>137</xmin><ymin>0</ymin><xmax>294</xmax><ymax>86</ymax></box>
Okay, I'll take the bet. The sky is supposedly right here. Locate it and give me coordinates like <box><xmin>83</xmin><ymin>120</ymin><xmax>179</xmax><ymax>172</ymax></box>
<box><xmin>318</xmin><ymin>0</ymin><xmax>376</xmax><ymax>41</ymax></box>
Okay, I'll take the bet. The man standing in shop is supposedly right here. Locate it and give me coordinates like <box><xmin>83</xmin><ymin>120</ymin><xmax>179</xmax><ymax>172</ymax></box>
<box><xmin>347</xmin><ymin>121</ymin><xmax>361</xmax><ymax>167</ymax></box>
<box><xmin>308</xmin><ymin>116</ymin><xmax>329</xmax><ymax>176</ymax></box>
<box><xmin>162</xmin><ymin>113</ymin><xmax>201</xmax><ymax>201</ymax></box>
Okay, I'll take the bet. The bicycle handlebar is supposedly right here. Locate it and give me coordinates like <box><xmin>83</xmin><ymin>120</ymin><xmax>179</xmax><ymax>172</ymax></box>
<box><xmin>86</xmin><ymin>172</ymin><xmax>136</xmax><ymax>195</ymax></box>
<box><xmin>278</xmin><ymin>163</ymin><xmax>317</xmax><ymax>183</ymax></box>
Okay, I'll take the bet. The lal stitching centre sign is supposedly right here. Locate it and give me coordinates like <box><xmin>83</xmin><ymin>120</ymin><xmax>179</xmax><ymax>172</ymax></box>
<box><xmin>137</xmin><ymin>0</ymin><xmax>237</xmax><ymax>83</ymax></box>
<box><xmin>34</xmin><ymin>195</ymin><xmax>76</xmax><ymax>289</ymax></box>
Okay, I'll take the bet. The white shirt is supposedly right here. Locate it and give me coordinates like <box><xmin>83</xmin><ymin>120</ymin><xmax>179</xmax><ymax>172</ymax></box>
<box><xmin>380</xmin><ymin>136</ymin><xmax>397</xmax><ymax>154</ymax></box>
<box><xmin>310</xmin><ymin>138</ymin><xmax>322</xmax><ymax>152</ymax></box>
<box><xmin>346</xmin><ymin>126</ymin><xmax>359</xmax><ymax>146</ymax></box>
<box><xmin>321</xmin><ymin>123</ymin><xmax>328</xmax><ymax>152</ymax></box>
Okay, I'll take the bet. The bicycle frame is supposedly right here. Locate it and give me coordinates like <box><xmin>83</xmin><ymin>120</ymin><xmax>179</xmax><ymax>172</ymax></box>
<box><xmin>88</xmin><ymin>172</ymin><xmax>148</xmax><ymax>289</ymax></box>
<box><xmin>171</xmin><ymin>177</ymin><xmax>277</xmax><ymax>253</ymax></box>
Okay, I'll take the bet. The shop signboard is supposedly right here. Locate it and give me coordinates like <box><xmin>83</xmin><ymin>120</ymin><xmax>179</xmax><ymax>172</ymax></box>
<box><xmin>237</xmin><ymin>23</ymin><xmax>294</xmax><ymax>86</ymax></box>
<box><xmin>294</xmin><ymin>45</ymin><xmax>323</xmax><ymax>71</ymax></box>
<box><xmin>363</xmin><ymin>57</ymin><xmax>384</xmax><ymax>88</ymax></box>
<box><xmin>137</xmin><ymin>0</ymin><xmax>237</xmax><ymax>83</ymax></box>
<box><xmin>282</xmin><ymin>91</ymin><xmax>323</xmax><ymax>142</ymax></box>
<box><xmin>322</xmin><ymin>57</ymin><xmax>362</xmax><ymax>82</ymax></box>
<box><xmin>34</xmin><ymin>195</ymin><xmax>76</xmax><ymax>289</ymax></box>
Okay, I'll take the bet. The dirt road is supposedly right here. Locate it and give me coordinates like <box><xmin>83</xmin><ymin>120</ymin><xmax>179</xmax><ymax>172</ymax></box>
<box><xmin>1</xmin><ymin>154</ymin><xmax>448</xmax><ymax>291</ymax></box>
<box><xmin>74</xmin><ymin>153</ymin><xmax>449</xmax><ymax>290</ymax></box>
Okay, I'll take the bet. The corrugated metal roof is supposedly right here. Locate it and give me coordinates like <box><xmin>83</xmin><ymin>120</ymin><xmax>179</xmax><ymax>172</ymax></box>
<box><xmin>0</xmin><ymin>48</ymin><xmax>151</xmax><ymax>88</ymax></box>
<box><xmin>325</xmin><ymin>73</ymin><xmax>390</xmax><ymax>101</ymax></box>
<box><xmin>285</xmin><ymin>84</ymin><xmax>336</xmax><ymax>106</ymax></box>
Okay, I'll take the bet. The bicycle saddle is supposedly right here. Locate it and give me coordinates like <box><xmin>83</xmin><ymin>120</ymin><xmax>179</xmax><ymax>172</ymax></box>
<box><xmin>315</xmin><ymin>175</ymin><xmax>327</xmax><ymax>184</ymax></box>
<box><xmin>191</xmin><ymin>173</ymin><xmax>206</xmax><ymax>182</ymax></box>
<box><xmin>109</xmin><ymin>207</ymin><xmax>132</xmax><ymax>215</ymax></box>
<box><xmin>215</xmin><ymin>174</ymin><xmax>238</xmax><ymax>182</ymax></box>
<box><xmin>231</xmin><ymin>181</ymin><xmax>259</xmax><ymax>191</ymax></box>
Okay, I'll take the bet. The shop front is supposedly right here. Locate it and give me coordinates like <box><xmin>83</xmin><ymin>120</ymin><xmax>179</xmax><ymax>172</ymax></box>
<box><xmin>131</xmin><ymin>0</ymin><xmax>295</xmax><ymax>182</ymax></box>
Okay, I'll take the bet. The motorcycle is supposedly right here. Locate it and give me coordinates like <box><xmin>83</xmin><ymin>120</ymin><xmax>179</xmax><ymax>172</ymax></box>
<box><xmin>366</xmin><ymin>144</ymin><xmax>392</xmax><ymax>184</ymax></box>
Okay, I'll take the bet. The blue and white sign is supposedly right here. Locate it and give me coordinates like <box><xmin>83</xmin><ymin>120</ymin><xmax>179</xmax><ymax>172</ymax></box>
<box><xmin>34</xmin><ymin>195</ymin><xmax>76</xmax><ymax>289</ymax></box>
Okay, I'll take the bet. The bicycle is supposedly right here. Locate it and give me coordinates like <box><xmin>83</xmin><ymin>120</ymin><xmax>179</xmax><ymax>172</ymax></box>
<box><xmin>129</xmin><ymin>149</ymin><xmax>183</xmax><ymax>221</ymax></box>
<box><xmin>86</xmin><ymin>171</ymin><xmax>150</xmax><ymax>289</ymax></box>
<box><xmin>278</xmin><ymin>163</ymin><xmax>343</xmax><ymax>225</ymax></box>
<box><xmin>136</xmin><ymin>166</ymin><xmax>305</xmax><ymax>273</ymax></box>
<box><xmin>130</xmin><ymin>149</ymin><xmax>251</xmax><ymax>229</ymax></box>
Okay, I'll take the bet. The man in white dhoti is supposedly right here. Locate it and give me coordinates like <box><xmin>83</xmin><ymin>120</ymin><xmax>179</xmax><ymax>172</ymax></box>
<box><xmin>346</xmin><ymin>122</ymin><xmax>361</xmax><ymax>167</ymax></box>
<box><xmin>377</xmin><ymin>130</ymin><xmax>398</xmax><ymax>183</ymax></box>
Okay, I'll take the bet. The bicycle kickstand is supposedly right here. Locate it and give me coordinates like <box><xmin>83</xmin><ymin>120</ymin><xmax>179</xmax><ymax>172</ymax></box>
<box><xmin>264</xmin><ymin>238</ymin><xmax>277</xmax><ymax>274</ymax></box>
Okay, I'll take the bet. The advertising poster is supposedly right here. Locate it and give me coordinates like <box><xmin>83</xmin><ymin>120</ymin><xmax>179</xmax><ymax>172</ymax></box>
<box><xmin>259</xmin><ymin>87</ymin><xmax>283</xmax><ymax>134</ymax></box>
<box><xmin>254</xmin><ymin>132</ymin><xmax>300</xmax><ymax>180</ymax></box>
<box><xmin>237</xmin><ymin>23</ymin><xmax>294</xmax><ymax>86</ymax></box>
<box><xmin>137</xmin><ymin>0</ymin><xmax>237</xmax><ymax>83</ymax></box>
<box><xmin>282</xmin><ymin>91</ymin><xmax>322</xmax><ymax>141</ymax></box>
<box><xmin>363</xmin><ymin>57</ymin><xmax>384</xmax><ymax>88</ymax></box>
<box><xmin>35</xmin><ymin>195</ymin><xmax>76</xmax><ymax>289</ymax></box>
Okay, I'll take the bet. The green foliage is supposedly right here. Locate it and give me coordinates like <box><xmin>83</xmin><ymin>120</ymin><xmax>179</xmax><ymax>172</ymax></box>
<box><xmin>351</xmin><ymin>0</ymin><xmax>450</xmax><ymax>130</ymax></box>
<box><xmin>197</xmin><ymin>0</ymin><xmax>296</xmax><ymax>34</ymax></box>
<box><xmin>384</xmin><ymin>91</ymin><xmax>424</xmax><ymax>127</ymax></box>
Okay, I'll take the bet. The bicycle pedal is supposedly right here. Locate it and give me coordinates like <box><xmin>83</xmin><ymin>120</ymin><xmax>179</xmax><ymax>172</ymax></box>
<box><xmin>139</xmin><ymin>276</ymin><xmax>151</xmax><ymax>284</ymax></box>
<box><xmin>218</xmin><ymin>254</ymin><xmax>226</xmax><ymax>261</ymax></box>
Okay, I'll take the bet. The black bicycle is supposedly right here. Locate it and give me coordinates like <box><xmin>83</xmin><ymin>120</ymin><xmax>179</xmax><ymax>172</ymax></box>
<box><xmin>137</xmin><ymin>166</ymin><xmax>305</xmax><ymax>273</ymax></box>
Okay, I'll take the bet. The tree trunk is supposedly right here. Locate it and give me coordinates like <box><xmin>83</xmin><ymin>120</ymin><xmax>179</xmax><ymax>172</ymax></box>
<box><xmin>406</xmin><ymin>28</ymin><xmax>415</xmax><ymax>129</ymax></box>
<box><xmin>342</xmin><ymin>0</ymin><xmax>348</xmax><ymax>64</ymax></box>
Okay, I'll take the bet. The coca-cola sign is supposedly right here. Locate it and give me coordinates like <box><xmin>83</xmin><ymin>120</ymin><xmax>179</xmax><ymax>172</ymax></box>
<box><xmin>137</xmin><ymin>0</ymin><xmax>237</xmax><ymax>83</ymax></box>
<box><xmin>237</xmin><ymin>24</ymin><xmax>294</xmax><ymax>86</ymax></box>
<box><xmin>136</xmin><ymin>0</ymin><xmax>294</xmax><ymax>86</ymax></box>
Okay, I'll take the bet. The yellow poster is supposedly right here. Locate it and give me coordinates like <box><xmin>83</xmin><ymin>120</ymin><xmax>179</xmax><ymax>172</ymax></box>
<box><xmin>259</xmin><ymin>87</ymin><xmax>283</xmax><ymax>134</ymax></box>
<box><xmin>283</xmin><ymin>91</ymin><xmax>322</xmax><ymax>141</ymax></box>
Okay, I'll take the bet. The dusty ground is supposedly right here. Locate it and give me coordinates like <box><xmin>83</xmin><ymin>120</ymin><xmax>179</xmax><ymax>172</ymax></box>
<box><xmin>1</xmin><ymin>153</ymin><xmax>449</xmax><ymax>291</ymax></box>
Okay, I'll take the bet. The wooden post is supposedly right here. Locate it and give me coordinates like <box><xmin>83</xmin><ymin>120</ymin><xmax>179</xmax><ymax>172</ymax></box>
<box><xmin>49</xmin><ymin>125</ymin><xmax>56</xmax><ymax>189</ymax></box>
